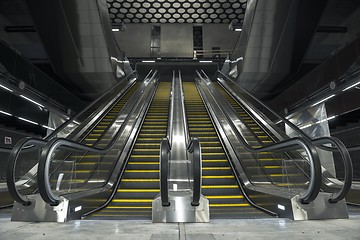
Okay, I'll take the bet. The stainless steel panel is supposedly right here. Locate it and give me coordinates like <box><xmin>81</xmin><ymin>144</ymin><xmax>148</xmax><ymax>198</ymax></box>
<box><xmin>291</xmin><ymin>193</ymin><xmax>349</xmax><ymax>220</ymax></box>
<box><xmin>114</xmin><ymin>24</ymin><xmax>152</xmax><ymax>58</ymax></box>
<box><xmin>11</xmin><ymin>194</ymin><xmax>70</xmax><ymax>222</ymax></box>
<box><xmin>168</xmin><ymin>75</ymin><xmax>190</xmax><ymax>191</ymax></box>
<box><xmin>25</xmin><ymin>0</ymin><xmax>130</xmax><ymax>100</ymax></box>
<box><xmin>152</xmin><ymin>192</ymin><xmax>209</xmax><ymax>223</ymax></box>
<box><xmin>161</xmin><ymin>24</ymin><xmax>193</xmax><ymax>58</ymax></box>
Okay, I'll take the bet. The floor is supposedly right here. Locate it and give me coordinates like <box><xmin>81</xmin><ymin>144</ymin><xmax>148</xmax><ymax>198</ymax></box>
<box><xmin>0</xmin><ymin>208</ymin><xmax>360</xmax><ymax>240</ymax></box>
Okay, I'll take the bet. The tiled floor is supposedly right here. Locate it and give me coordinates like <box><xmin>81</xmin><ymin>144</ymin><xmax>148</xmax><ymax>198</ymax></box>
<box><xmin>0</xmin><ymin>208</ymin><xmax>359</xmax><ymax>240</ymax></box>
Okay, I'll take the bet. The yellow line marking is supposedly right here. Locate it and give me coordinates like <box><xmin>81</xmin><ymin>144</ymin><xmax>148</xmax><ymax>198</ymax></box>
<box><xmin>125</xmin><ymin>170</ymin><xmax>159</xmax><ymax>173</ymax></box>
<box><xmin>210</xmin><ymin>203</ymin><xmax>250</xmax><ymax>207</ymax></box>
<box><xmin>122</xmin><ymin>179</ymin><xmax>159</xmax><ymax>182</ymax></box>
<box><xmin>206</xmin><ymin>195</ymin><xmax>244</xmax><ymax>199</ymax></box>
<box><xmin>117</xmin><ymin>189</ymin><xmax>160</xmax><ymax>193</ymax></box>
<box><xmin>202</xmin><ymin>185</ymin><xmax>238</xmax><ymax>189</ymax></box>
<box><xmin>203</xmin><ymin>167</ymin><xmax>230</xmax><ymax>170</ymax></box>
<box><xmin>202</xmin><ymin>160</ymin><xmax>228</xmax><ymax>163</ymax></box>
<box><xmin>202</xmin><ymin>176</ymin><xmax>234</xmax><ymax>179</ymax></box>
<box><xmin>128</xmin><ymin>162</ymin><xmax>159</xmax><ymax>165</ymax></box>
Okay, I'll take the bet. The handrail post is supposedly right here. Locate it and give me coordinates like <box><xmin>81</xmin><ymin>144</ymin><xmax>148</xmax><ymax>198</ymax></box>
<box><xmin>6</xmin><ymin>137</ymin><xmax>47</xmax><ymax>206</ymax></box>
<box><xmin>160</xmin><ymin>138</ymin><xmax>171</xmax><ymax>206</ymax></box>
<box><xmin>312</xmin><ymin>137</ymin><xmax>353</xmax><ymax>203</ymax></box>
<box><xmin>187</xmin><ymin>138</ymin><xmax>202</xmax><ymax>206</ymax></box>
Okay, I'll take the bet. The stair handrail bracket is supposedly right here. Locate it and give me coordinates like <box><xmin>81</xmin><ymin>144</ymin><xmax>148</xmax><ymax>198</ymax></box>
<box><xmin>160</xmin><ymin>138</ymin><xmax>171</xmax><ymax>207</ymax></box>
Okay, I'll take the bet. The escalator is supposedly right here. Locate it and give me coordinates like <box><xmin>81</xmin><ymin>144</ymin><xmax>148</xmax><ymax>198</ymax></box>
<box><xmin>88</xmin><ymin>82</ymin><xmax>171</xmax><ymax>220</ymax></box>
<box><xmin>50</xmin><ymin>83</ymin><xmax>141</xmax><ymax>192</ymax></box>
<box><xmin>182</xmin><ymin>82</ymin><xmax>267</xmax><ymax>219</ymax></box>
<box><xmin>215</xmin><ymin>83</ymin><xmax>308</xmax><ymax>190</ymax></box>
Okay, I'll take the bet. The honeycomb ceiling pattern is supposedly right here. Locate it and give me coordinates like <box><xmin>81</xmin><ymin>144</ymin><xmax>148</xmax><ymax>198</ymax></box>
<box><xmin>107</xmin><ymin>0</ymin><xmax>247</xmax><ymax>24</ymax></box>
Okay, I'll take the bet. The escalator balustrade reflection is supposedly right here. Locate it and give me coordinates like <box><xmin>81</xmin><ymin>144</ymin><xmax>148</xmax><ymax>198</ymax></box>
<box><xmin>50</xmin><ymin>83</ymin><xmax>140</xmax><ymax>192</ymax></box>
<box><xmin>215</xmin><ymin>83</ymin><xmax>308</xmax><ymax>190</ymax></box>
<box><xmin>88</xmin><ymin>82</ymin><xmax>171</xmax><ymax>220</ymax></box>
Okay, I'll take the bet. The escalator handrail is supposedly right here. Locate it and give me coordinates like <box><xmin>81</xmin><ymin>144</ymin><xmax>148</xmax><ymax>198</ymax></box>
<box><xmin>196</xmin><ymin>72</ymin><xmax>322</xmax><ymax>204</ymax></box>
<box><xmin>45</xmin><ymin>70</ymin><xmax>138</xmax><ymax>141</ymax></box>
<box><xmin>179</xmin><ymin>70</ymin><xmax>191</xmax><ymax>146</ymax></box>
<box><xmin>217</xmin><ymin>70</ymin><xmax>347</xmax><ymax>151</ymax></box>
<box><xmin>312</xmin><ymin>137</ymin><xmax>353</xmax><ymax>203</ymax></box>
<box><xmin>187</xmin><ymin>138</ymin><xmax>202</xmax><ymax>206</ymax></box>
<box><xmin>6</xmin><ymin>71</ymin><xmax>143</xmax><ymax>206</ymax></box>
<box><xmin>6</xmin><ymin>70</ymin><xmax>138</xmax><ymax>200</ymax></box>
<box><xmin>7</xmin><ymin>137</ymin><xmax>47</xmax><ymax>206</ymax></box>
<box><xmin>216</xmin><ymin>71</ymin><xmax>353</xmax><ymax>202</ymax></box>
<box><xmin>160</xmin><ymin>138</ymin><xmax>171</xmax><ymax>206</ymax></box>
<box><xmin>38</xmin><ymin>74</ymin><xmax>159</xmax><ymax>205</ymax></box>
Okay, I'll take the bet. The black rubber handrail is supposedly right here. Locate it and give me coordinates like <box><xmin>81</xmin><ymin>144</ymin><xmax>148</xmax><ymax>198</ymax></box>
<box><xmin>196</xmin><ymin>72</ymin><xmax>322</xmax><ymax>204</ymax></box>
<box><xmin>312</xmin><ymin>137</ymin><xmax>353</xmax><ymax>203</ymax></box>
<box><xmin>38</xmin><ymin>74</ymin><xmax>159</xmax><ymax>205</ymax></box>
<box><xmin>6</xmin><ymin>70</ymin><xmax>138</xmax><ymax>205</ymax></box>
<box><xmin>7</xmin><ymin>138</ymin><xmax>47</xmax><ymax>205</ymax></box>
<box><xmin>80</xmin><ymin>80</ymin><xmax>159</xmax><ymax>218</ymax></box>
<box><xmin>160</xmin><ymin>138</ymin><xmax>171</xmax><ymax>206</ymax></box>
<box><xmin>187</xmin><ymin>138</ymin><xmax>202</xmax><ymax>206</ymax></box>
<box><xmin>6</xmin><ymin>73</ymin><xmax>140</xmax><ymax>206</ymax></box>
<box><xmin>216</xmin><ymin>71</ymin><xmax>353</xmax><ymax>203</ymax></box>
<box><xmin>46</xmin><ymin>70</ymin><xmax>138</xmax><ymax>141</ymax></box>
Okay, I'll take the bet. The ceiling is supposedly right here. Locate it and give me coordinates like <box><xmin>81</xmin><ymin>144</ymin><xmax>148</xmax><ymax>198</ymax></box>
<box><xmin>107</xmin><ymin>0</ymin><xmax>247</xmax><ymax>24</ymax></box>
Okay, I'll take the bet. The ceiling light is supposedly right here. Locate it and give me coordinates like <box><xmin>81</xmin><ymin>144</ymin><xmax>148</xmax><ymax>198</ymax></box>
<box><xmin>234</xmin><ymin>28</ymin><xmax>242</xmax><ymax>32</ymax></box>
<box><xmin>0</xmin><ymin>110</ymin><xmax>12</xmax><ymax>116</ymax></box>
<box><xmin>342</xmin><ymin>81</ymin><xmax>360</xmax><ymax>92</ymax></box>
<box><xmin>42</xmin><ymin>125</ymin><xmax>55</xmax><ymax>130</ymax></box>
<box><xmin>199</xmin><ymin>60</ymin><xmax>213</xmax><ymax>63</ymax></box>
<box><xmin>310</xmin><ymin>94</ymin><xmax>335</xmax><ymax>107</ymax></box>
<box><xmin>142</xmin><ymin>60</ymin><xmax>155</xmax><ymax>63</ymax></box>
<box><xmin>18</xmin><ymin>117</ymin><xmax>38</xmax><ymax>125</ymax></box>
<box><xmin>20</xmin><ymin>95</ymin><xmax>44</xmax><ymax>108</ymax></box>
<box><xmin>0</xmin><ymin>84</ymin><xmax>13</xmax><ymax>92</ymax></box>
<box><xmin>112</xmin><ymin>28</ymin><xmax>120</xmax><ymax>32</ymax></box>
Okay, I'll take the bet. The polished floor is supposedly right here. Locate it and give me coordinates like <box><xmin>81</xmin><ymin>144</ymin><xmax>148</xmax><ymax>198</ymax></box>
<box><xmin>0</xmin><ymin>208</ymin><xmax>360</xmax><ymax>240</ymax></box>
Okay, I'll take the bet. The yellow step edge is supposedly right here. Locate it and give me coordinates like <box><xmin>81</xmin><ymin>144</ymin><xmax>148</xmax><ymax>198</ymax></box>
<box><xmin>122</xmin><ymin>179</ymin><xmax>159</xmax><ymax>182</ymax></box>
<box><xmin>125</xmin><ymin>170</ymin><xmax>160</xmax><ymax>173</ymax></box>
<box><xmin>202</xmin><ymin>176</ymin><xmax>234</xmax><ymax>179</ymax></box>
<box><xmin>201</xmin><ymin>153</ymin><xmax>226</xmax><ymax>156</ymax></box>
<box><xmin>130</xmin><ymin>155</ymin><xmax>159</xmax><ymax>158</ymax></box>
<box><xmin>205</xmin><ymin>195</ymin><xmax>244</xmax><ymax>199</ymax></box>
<box><xmin>202</xmin><ymin>167</ymin><xmax>230</xmax><ymax>170</ymax></box>
<box><xmin>128</xmin><ymin>162</ymin><xmax>159</xmax><ymax>165</ymax></box>
<box><xmin>209</xmin><ymin>203</ymin><xmax>250</xmax><ymax>207</ymax></box>
<box><xmin>202</xmin><ymin>160</ymin><xmax>228</xmax><ymax>163</ymax></box>
<box><xmin>202</xmin><ymin>185</ymin><xmax>238</xmax><ymax>189</ymax></box>
<box><xmin>116</xmin><ymin>189</ymin><xmax>160</xmax><ymax>193</ymax></box>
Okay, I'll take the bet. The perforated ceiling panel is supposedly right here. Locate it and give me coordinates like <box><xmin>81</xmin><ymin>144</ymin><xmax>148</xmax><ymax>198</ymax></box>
<box><xmin>107</xmin><ymin>0</ymin><xmax>247</xmax><ymax>24</ymax></box>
